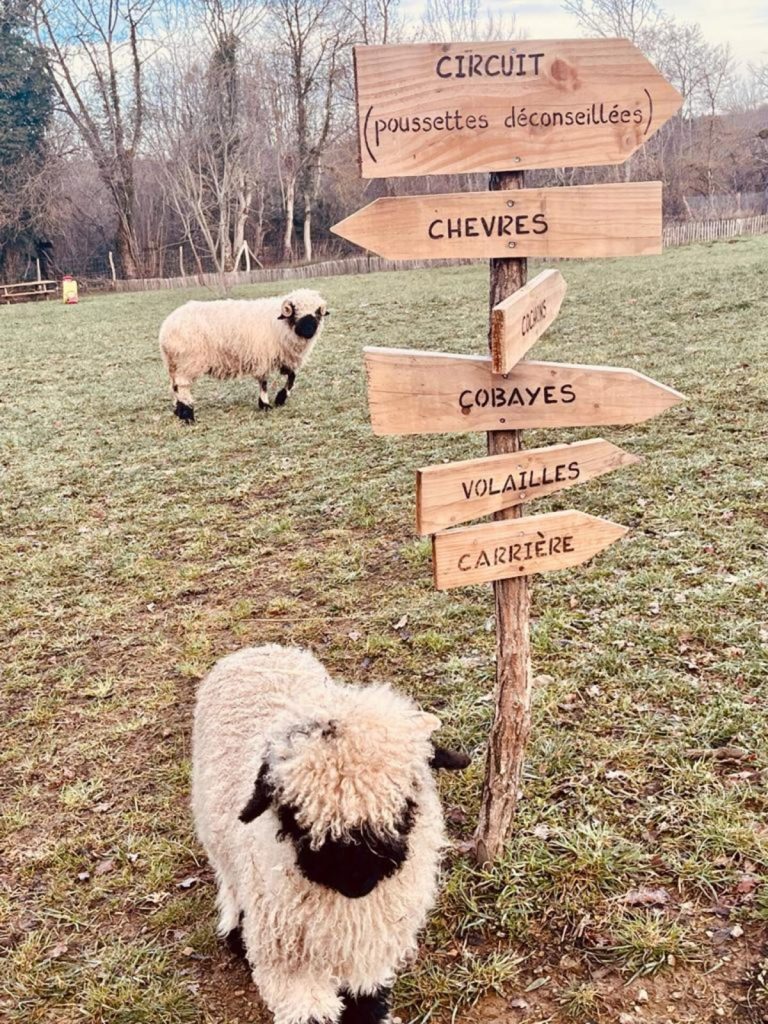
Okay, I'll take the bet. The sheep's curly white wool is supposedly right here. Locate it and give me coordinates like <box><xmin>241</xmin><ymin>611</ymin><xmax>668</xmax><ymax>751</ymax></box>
<box><xmin>159</xmin><ymin>287</ymin><xmax>327</xmax><ymax>419</ymax></box>
<box><xmin>192</xmin><ymin>644</ymin><xmax>450</xmax><ymax>1024</ymax></box>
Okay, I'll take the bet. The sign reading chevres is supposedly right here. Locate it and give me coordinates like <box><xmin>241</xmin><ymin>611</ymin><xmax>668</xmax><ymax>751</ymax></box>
<box><xmin>416</xmin><ymin>438</ymin><xmax>639</xmax><ymax>535</ymax></box>
<box><xmin>353</xmin><ymin>39</ymin><xmax>682</xmax><ymax>178</ymax></box>
<box><xmin>432</xmin><ymin>509</ymin><xmax>629</xmax><ymax>590</ymax></box>
<box><xmin>364</xmin><ymin>347</ymin><xmax>685</xmax><ymax>436</ymax></box>
<box><xmin>332</xmin><ymin>183</ymin><xmax>662</xmax><ymax>260</ymax></box>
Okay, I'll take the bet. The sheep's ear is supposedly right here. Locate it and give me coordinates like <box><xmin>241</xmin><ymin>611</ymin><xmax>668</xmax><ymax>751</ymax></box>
<box><xmin>239</xmin><ymin>764</ymin><xmax>272</xmax><ymax>822</ymax></box>
<box><xmin>430</xmin><ymin>746</ymin><xmax>471</xmax><ymax>771</ymax></box>
<box><xmin>417</xmin><ymin>712</ymin><xmax>442</xmax><ymax>736</ymax></box>
<box><xmin>278</xmin><ymin>301</ymin><xmax>294</xmax><ymax>320</ymax></box>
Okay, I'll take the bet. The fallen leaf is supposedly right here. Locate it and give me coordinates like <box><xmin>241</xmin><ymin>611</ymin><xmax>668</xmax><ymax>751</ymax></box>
<box><xmin>77</xmin><ymin>871</ymin><xmax>90</xmax><ymax>882</ymax></box>
<box><xmin>347</xmin><ymin>630</ymin><xmax>361</xmax><ymax>642</ymax></box>
<box><xmin>508</xmin><ymin>997</ymin><xmax>528</xmax><ymax>1009</ymax></box>
<box><xmin>94</xmin><ymin>858</ymin><xmax>115</xmax><ymax>876</ymax></box>
<box><xmin>177</xmin><ymin>876</ymin><xmax>200</xmax><ymax>889</ymax></box>
<box><xmin>524</xmin><ymin>976</ymin><xmax>549</xmax><ymax>992</ymax></box>
<box><xmin>735</xmin><ymin>874</ymin><xmax>760</xmax><ymax>894</ymax></box>
<box><xmin>393</xmin><ymin>615</ymin><xmax>408</xmax><ymax>630</ymax></box>
<box><xmin>730</xmin><ymin>923</ymin><xmax>744</xmax><ymax>938</ymax></box>
<box><xmin>49</xmin><ymin>943</ymin><xmax>69</xmax><ymax>959</ymax></box>
<box><xmin>620</xmin><ymin>887</ymin><xmax>670</xmax><ymax>907</ymax></box>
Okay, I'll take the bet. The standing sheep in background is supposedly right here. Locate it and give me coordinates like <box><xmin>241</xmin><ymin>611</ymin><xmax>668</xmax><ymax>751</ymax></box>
<box><xmin>192</xmin><ymin>644</ymin><xmax>470</xmax><ymax>1024</ymax></box>
<box><xmin>159</xmin><ymin>288</ymin><xmax>329</xmax><ymax>422</ymax></box>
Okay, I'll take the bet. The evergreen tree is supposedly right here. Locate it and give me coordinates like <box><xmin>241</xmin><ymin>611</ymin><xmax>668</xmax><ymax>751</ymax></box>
<box><xmin>0</xmin><ymin>1</ymin><xmax>54</xmax><ymax>280</ymax></box>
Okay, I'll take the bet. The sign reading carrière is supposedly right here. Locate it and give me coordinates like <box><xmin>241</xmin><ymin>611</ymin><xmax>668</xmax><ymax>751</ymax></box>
<box><xmin>432</xmin><ymin>509</ymin><xmax>629</xmax><ymax>590</ymax></box>
<box><xmin>354</xmin><ymin>39</ymin><xmax>682</xmax><ymax>178</ymax></box>
<box><xmin>332</xmin><ymin>183</ymin><xmax>662</xmax><ymax>260</ymax></box>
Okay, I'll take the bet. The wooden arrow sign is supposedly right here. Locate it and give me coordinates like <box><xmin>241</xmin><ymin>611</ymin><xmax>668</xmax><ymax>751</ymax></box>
<box><xmin>365</xmin><ymin>347</ymin><xmax>685</xmax><ymax>436</ymax></box>
<box><xmin>331</xmin><ymin>183</ymin><xmax>662</xmax><ymax>260</ymax></box>
<box><xmin>353</xmin><ymin>39</ymin><xmax>682</xmax><ymax>178</ymax></box>
<box><xmin>492</xmin><ymin>269</ymin><xmax>567</xmax><ymax>373</ymax></box>
<box><xmin>432</xmin><ymin>509</ymin><xmax>628</xmax><ymax>590</ymax></box>
<box><xmin>416</xmin><ymin>438</ymin><xmax>639</xmax><ymax>535</ymax></box>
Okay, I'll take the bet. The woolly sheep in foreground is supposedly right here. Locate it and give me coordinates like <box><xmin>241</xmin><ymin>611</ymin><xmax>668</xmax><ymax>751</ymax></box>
<box><xmin>192</xmin><ymin>644</ymin><xmax>470</xmax><ymax>1024</ymax></box>
<box><xmin>159</xmin><ymin>288</ymin><xmax>329</xmax><ymax>422</ymax></box>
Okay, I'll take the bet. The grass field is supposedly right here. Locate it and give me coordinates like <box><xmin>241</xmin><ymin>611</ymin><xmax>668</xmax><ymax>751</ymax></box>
<box><xmin>2</xmin><ymin>236</ymin><xmax>768</xmax><ymax>1024</ymax></box>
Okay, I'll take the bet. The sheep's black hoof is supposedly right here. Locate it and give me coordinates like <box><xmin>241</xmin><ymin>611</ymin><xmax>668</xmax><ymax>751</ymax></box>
<box><xmin>225</xmin><ymin>914</ymin><xmax>247</xmax><ymax>959</ymax></box>
<box><xmin>339</xmin><ymin>987</ymin><xmax>391</xmax><ymax>1024</ymax></box>
<box><xmin>258</xmin><ymin>398</ymin><xmax>272</xmax><ymax>411</ymax></box>
<box><xmin>174</xmin><ymin>401</ymin><xmax>195</xmax><ymax>423</ymax></box>
<box><xmin>275</xmin><ymin>389</ymin><xmax>289</xmax><ymax>407</ymax></box>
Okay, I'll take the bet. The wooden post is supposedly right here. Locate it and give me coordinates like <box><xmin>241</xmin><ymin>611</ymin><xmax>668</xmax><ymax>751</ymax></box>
<box><xmin>179</xmin><ymin>245</ymin><xmax>186</xmax><ymax>278</ymax></box>
<box><xmin>475</xmin><ymin>169</ymin><xmax>532</xmax><ymax>865</ymax></box>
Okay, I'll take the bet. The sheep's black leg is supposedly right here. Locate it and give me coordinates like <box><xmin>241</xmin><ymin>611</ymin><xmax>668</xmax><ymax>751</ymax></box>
<box><xmin>339</xmin><ymin>987</ymin><xmax>391</xmax><ymax>1024</ymax></box>
<box><xmin>225</xmin><ymin>911</ymin><xmax>247</xmax><ymax>959</ymax></box>
<box><xmin>275</xmin><ymin>366</ymin><xmax>296</xmax><ymax>407</ymax></box>
<box><xmin>258</xmin><ymin>378</ymin><xmax>271</xmax><ymax>410</ymax></box>
<box><xmin>174</xmin><ymin>400</ymin><xmax>195</xmax><ymax>423</ymax></box>
<box><xmin>172</xmin><ymin>380</ymin><xmax>195</xmax><ymax>423</ymax></box>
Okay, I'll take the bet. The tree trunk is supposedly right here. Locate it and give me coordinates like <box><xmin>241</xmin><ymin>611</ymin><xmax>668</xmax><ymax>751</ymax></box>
<box><xmin>475</xmin><ymin>169</ymin><xmax>532</xmax><ymax>867</ymax></box>
<box><xmin>303</xmin><ymin>191</ymin><xmax>312</xmax><ymax>262</ymax></box>
<box><xmin>282</xmin><ymin>179</ymin><xmax>295</xmax><ymax>263</ymax></box>
<box><xmin>110</xmin><ymin>174</ymin><xmax>140</xmax><ymax>279</ymax></box>
<box><xmin>115</xmin><ymin>214</ymin><xmax>140</xmax><ymax>279</ymax></box>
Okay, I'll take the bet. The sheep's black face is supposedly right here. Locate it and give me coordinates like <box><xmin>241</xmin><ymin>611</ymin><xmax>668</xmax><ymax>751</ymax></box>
<box><xmin>276</xmin><ymin>800</ymin><xmax>415</xmax><ymax>899</ymax></box>
<box><xmin>294</xmin><ymin>314</ymin><xmax>318</xmax><ymax>340</ymax></box>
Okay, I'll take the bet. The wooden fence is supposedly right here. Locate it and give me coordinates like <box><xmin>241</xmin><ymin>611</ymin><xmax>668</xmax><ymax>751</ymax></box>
<box><xmin>662</xmin><ymin>214</ymin><xmax>768</xmax><ymax>247</ymax></box>
<box><xmin>108</xmin><ymin>214</ymin><xmax>768</xmax><ymax>294</ymax></box>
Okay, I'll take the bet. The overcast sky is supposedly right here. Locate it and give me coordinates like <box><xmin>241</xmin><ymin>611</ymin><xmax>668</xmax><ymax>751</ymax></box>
<box><xmin>429</xmin><ymin>1</ymin><xmax>768</xmax><ymax>66</ymax></box>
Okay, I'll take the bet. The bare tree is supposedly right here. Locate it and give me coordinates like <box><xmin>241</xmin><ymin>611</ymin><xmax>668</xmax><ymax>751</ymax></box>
<box><xmin>341</xmin><ymin>0</ymin><xmax>401</xmax><ymax>45</ymax></box>
<box><xmin>419</xmin><ymin>0</ymin><xmax>517</xmax><ymax>42</ymax></box>
<box><xmin>32</xmin><ymin>0</ymin><xmax>156</xmax><ymax>277</ymax></box>
<box><xmin>268</xmin><ymin>0</ymin><xmax>351</xmax><ymax>262</ymax></box>
<box><xmin>148</xmin><ymin>12</ymin><xmax>268</xmax><ymax>273</ymax></box>
<box><xmin>562</xmin><ymin>0</ymin><xmax>665</xmax><ymax>50</ymax></box>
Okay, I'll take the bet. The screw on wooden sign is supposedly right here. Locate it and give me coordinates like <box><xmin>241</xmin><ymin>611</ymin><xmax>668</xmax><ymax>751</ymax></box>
<box><xmin>331</xmin><ymin>183</ymin><xmax>662</xmax><ymax>261</ymax></box>
<box><xmin>416</xmin><ymin>438</ymin><xmax>639</xmax><ymax>535</ymax></box>
<box><xmin>491</xmin><ymin>269</ymin><xmax>567</xmax><ymax>374</ymax></box>
<box><xmin>353</xmin><ymin>39</ymin><xmax>682</xmax><ymax>178</ymax></box>
<box><xmin>364</xmin><ymin>347</ymin><xmax>685</xmax><ymax>436</ymax></box>
<box><xmin>432</xmin><ymin>509</ymin><xmax>629</xmax><ymax>590</ymax></box>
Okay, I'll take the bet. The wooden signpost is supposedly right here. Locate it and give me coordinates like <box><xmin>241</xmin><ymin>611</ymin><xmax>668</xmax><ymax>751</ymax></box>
<box><xmin>331</xmin><ymin>182</ymin><xmax>662</xmax><ymax>260</ymax></box>
<box><xmin>491</xmin><ymin>269</ymin><xmax>566</xmax><ymax>373</ymax></box>
<box><xmin>432</xmin><ymin>510</ymin><xmax>629</xmax><ymax>589</ymax></box>
<box><xmin>364</xmin><ymin>348</ymin><xmax>685</xmax><ymax>435</ymax></box>
<box><xmin>416</xmin><ymin>439</ymin><xmax>639</xmax><ymax>535</ymax></box>
<box><xmin>353</xmin><ymin>39</ymin><xmax>683</xmax><ymax>177</ymax></box>
<box><xmin>337</xmin><ymin>37</ymin><xmax>685</xmax><ymax>865</ymax></box>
